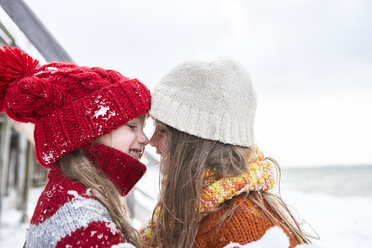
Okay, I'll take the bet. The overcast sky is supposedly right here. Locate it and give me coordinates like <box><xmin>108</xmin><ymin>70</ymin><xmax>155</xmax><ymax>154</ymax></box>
<box><xmin>13</xmin><ymin>0</ymin><xmax>372</xmax><ymax>166</ymax></box>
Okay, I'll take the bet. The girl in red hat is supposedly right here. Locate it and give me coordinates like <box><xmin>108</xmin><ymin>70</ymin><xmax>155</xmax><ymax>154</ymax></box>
<box><xmin>0</xmin><ymin>46</ymin><xmax>151</xmax><ymax>247</ymax></box>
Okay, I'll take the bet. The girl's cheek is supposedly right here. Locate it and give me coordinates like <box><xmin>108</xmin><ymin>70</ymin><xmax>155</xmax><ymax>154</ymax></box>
<box><xmin>159</xmin><ymin>137</ymin><xmax>168</xmax><ymax>154</ymax></box>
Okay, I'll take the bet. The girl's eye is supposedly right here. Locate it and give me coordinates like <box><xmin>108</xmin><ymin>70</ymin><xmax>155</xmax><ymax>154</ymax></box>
<box><xmin>158</xmin><ymin>129</ymin><xmax>166</xmax><ymax>135</ymax></box>
<box><xmin>127</xmin><ymin>124</ymin><xmax>136</xmax><ymax>130</ymax></box>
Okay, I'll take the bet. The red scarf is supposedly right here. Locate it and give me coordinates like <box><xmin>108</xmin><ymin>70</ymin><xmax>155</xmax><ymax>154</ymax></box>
<box><xmin>84</xmin><ymin>143</ymin><xmax>147</xmax><ymax>196</ymax></box>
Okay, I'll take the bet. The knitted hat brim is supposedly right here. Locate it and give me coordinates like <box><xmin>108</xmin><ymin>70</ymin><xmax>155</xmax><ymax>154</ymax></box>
<box><xmin>34</xmin><ymin>79</ymin><xmax>150</xmax><ymax>168</ymax></box>
<box><xmin>150</xmin><ymin>91</ymin><xmax>254</xmax><ymax>148</ymax></box>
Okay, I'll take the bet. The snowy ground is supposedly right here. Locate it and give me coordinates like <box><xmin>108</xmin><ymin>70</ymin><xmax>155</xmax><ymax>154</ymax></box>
<box><xmin>281</xmin><ymin>190</ymin><xmax>372</xmax><ymax>248</ymax></box>
<box><xmin>1</xmin><ymin>187</ymin><xmax>372</xmax><ymax>247</ymax></box>
<box><xmin>0</xmin><ymin>187</ymin><xmax>43</xmax><ymax>247</ymax></box>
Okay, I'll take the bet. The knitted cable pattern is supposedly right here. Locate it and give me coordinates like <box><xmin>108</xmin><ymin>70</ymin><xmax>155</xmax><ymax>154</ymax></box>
<box><xmin>0</xmin><ymin>46</ymin><xmax>151</xmax><ymax>168</ymax></box>
<box><xmin>140</xmin><ymin>147</ymin><xmax>275</xmax><ymax>246</ymax></box>
<box><xmin>194</xmin><ymin>193</ymin><xmax>300</xmax><ymax>248</ymax></box>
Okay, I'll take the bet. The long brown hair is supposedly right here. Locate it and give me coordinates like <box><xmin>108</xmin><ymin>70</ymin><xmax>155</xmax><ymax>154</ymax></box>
<box><xmin>60</xmin><ymin>148</ymin><xmax>142</xmax><ymax>247</ymax></box>
<box><xmin>151</xmin><ymin>124</ymin><xmax>311</xmax><ymax>247</ymax></box>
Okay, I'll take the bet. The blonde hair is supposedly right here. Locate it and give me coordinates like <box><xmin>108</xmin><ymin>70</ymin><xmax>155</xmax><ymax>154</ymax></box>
<box><xmin>60</xmin><ymin>148</ymin><xmax>142</xmax><ymax>247</ymax></box>
<box><xmin>151</xmin><ymin>124</ymin><xmax>311</xmax><ymax>247</ymax></box>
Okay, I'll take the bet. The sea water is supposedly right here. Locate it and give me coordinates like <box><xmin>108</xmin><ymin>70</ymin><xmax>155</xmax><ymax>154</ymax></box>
<box><xmin>281</xmin><ymin>165</ymin><xmax>372</xmax><ymax>197</ymax></box>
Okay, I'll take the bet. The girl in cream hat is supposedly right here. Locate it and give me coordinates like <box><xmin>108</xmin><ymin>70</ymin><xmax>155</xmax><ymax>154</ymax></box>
<box><xmin>141</xmin><ymin>58</ymin><xmax>315</xmax><ymax>248</ymax></box>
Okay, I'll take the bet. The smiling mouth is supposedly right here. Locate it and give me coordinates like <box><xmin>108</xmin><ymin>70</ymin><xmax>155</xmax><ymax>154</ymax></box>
<box><xmin>128</xmin><ymin>149</ymin><xmax>143</xmax><ymax>160</ymax></box>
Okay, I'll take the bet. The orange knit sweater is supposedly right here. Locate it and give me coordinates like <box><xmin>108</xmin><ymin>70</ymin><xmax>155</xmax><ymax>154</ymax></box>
<box><xmin>195</xmin><ymin>193</ymin><xmax>300</xmax><ymax>248</ymax></box>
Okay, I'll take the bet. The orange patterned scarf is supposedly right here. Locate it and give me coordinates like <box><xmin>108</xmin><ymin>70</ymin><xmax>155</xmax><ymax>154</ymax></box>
<box><xmin>140</xmin><ymin>147</ymin><xmax>275</xmax><ymax>246</ymax></box>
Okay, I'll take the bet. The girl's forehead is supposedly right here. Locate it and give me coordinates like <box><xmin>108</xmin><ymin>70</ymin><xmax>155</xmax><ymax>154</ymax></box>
<box><xmin>154</xmin><ymin>120</ymin><xmax>165</xmax><ymax>127</ymax></box>
<box><xmin>130</xmin><ymin>114</ymin><xmax>147</xmax><ymax>122</ymax></box>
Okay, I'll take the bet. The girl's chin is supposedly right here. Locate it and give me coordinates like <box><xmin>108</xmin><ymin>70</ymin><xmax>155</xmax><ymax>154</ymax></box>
<box><xmin>128</xmin><ymin>153</ymin><xmax>140</xmax><ymax>161</ymax></box>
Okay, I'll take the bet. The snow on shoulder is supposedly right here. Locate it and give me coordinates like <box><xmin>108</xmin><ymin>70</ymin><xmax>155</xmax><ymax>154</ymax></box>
<box><xmin>223</xmin><ymin>226</ymin><xmax>321</xmax><ymax>248</ymax></box>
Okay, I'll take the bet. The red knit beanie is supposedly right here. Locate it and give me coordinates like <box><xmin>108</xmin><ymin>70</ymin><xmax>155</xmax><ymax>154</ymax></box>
<box><xmin>0</xmin><ymin>46</ymin><xmax>151</xmax><ymax>168</ymax></box>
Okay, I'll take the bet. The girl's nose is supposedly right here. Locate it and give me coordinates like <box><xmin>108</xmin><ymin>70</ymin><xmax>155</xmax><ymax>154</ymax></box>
<box><xmin>149</xmin><ymin>134</ymin><xmax>158</xmax><ymax>148</ymax></box>
<box><xmin>138</xmin><ymin>131</ymin><xmax>149</xmax><ymax>146</ymax></box>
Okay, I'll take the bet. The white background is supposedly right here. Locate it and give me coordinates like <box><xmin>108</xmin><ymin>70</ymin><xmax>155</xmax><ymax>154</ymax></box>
<box><xmin>22</xmin><ymin>0</ymin><xmax>372</xmax><ymax>167</ymax></box>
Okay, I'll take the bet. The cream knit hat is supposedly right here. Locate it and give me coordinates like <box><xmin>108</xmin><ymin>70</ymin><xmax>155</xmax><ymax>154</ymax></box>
<box><xmin>150</xmin><ymin>58</ymin><xmax>256</xmax><ymax>147</ymax></box>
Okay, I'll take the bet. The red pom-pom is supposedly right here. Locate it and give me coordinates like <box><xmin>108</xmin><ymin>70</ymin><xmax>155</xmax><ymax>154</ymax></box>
<box><xmin>0</xmin><ymin>46</ymin><xmax>39</xmax><ymax>111</ymax></box>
